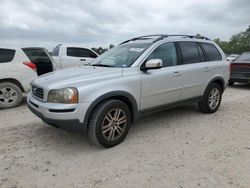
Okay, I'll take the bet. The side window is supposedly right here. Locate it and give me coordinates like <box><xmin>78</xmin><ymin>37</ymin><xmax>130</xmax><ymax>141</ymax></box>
<box><xmin>0</xmin><ymin>49</ymin><xmax>15</xmax><ymax>63</ymax></box>
<box><xmin>178</xmin><ymin>42</ymin><xmax>200</xmax><ymax>64</ymax></box>
<box><xmin>67</xmin><ymin>48</ymin><xmax>98</xmax><ymax>58</ymax></box>
<box><xmin>200</xmin><ymin>43</ymin><xmax>222</xmax><ymax>61</ymax></box>
<box><xmin>51</xmin><ymin>46</ymin><xmax>60</xmax><ymax>56</ymax></box>
<box><xmin>147</xmin><ymin>43</ymin><xmax>177</xmax><ymax>67</ymax></box>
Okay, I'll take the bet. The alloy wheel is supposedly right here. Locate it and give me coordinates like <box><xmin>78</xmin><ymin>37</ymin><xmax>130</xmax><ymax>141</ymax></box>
<box><xmin>208</xmin><ymin>88</ymin><xmax>221</xmax><ymax>110</ymax></box>
<box><xmin>102</xmin><ymin>108</ymin><xmax>127</xmax><ymax>141</ymax></box>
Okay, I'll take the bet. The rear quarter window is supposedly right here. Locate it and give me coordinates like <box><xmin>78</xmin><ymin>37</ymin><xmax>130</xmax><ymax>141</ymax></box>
<box><xmin>0</xmin><ymin>49</ymin><xmax>15</xmax><ymax>63</ymax></box>
<box><xmin>200</xmin><ymin>43</ymin><xmax>222</xmax><ymax>61</ymax></box>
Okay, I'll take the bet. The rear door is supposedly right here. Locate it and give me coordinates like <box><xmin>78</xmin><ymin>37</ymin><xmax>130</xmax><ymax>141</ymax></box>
<box><xmin>22</xmin><ymin>48</ymin><xmax>54</xmax><ymax>76</ymax></box>
<box><xmin>177</xmin><ymin>41</ymin><xmax>223</xmax><ymax>100</ymax></box>
<box><xmin>61</xmin><ymin>47</ymin><xmax>98</xmax><ymax>68</ymax></box>
<box><xmin>177</xmin><ymin>42</ymin><xmax>209</xmax><ymax>100</ymax></box>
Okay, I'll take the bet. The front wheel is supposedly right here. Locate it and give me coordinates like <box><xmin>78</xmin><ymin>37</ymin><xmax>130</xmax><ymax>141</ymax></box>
<box><xmin>88</xmin><ymin>100</ymin><xmax>131</xmax><ymax>148</ymax></box>
<box><xmin>199</xmin><ymin>83</ymin><xmax>222</xmax><ymax>113</ymax></box>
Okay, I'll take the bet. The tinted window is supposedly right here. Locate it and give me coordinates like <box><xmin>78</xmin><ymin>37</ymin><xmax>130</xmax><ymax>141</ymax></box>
<box><xmin>67</xmin><ymin>47</ymin><xmax>97</xmax><ymax>58</ymax></box>
<box><xmin>200</xmin><ymin>43</ymin><xmax>222</xmax><ymax>61</ymax></box>
<box><xmin>147</xmin><ymin>43</ymin><xmax>177</xmax><ymax>67</ymax></box>
<box><xmin>179</xmin><ymin>42</ymin><xmax>200</xmax><ymax>64</ymax></box>
<box><xmin>22</xmin><ymin>48</ymin><xmax>51</xmax><ymax>62</ymax></box>
<box><xmin>51</xmin><ymin>46</ymin><xmax>60</xmax><ymax>56</ymax></box>
<box><xmin>22</xmin><ymin>48</ymin><xmax>53</xmax><ymax>76</ymax></box>
<box><xmin>197</xmin><ymin>44</ymin><xmax>206</xmax><ymax>62</ymax></box>
<box><xmin>0</xmin><ymin>49</ymin><xmax>15</xmax><ymax>63</ymax></box>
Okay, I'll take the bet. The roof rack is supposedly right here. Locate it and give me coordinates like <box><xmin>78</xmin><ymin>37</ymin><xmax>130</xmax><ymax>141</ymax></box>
<box><xmin>120</xmin><ymin>34</ymin><xmax>210</xmax><ymax>45</ymax></box>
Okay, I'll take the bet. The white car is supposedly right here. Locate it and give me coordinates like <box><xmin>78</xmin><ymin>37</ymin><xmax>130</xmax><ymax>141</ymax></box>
<box><xmin>0</xmin><ymin>47</ymin><xmax>55</xmax><ymax>109</ymax></box>
<box><xmin>51</xmin><ymin>44</ymin><xmax>99</xmax><ymax>69</ymax></box>
<box><xmin>226</xmin><ymin>54</ymin><xmax>239</xmax><ymax>62</ymax></box>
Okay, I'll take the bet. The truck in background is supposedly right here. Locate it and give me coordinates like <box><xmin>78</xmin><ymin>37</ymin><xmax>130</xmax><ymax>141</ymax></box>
<box><xmin>51</xmin><ymin>44</ymin><xmax>99</xmax><ymax>69</ymax></box>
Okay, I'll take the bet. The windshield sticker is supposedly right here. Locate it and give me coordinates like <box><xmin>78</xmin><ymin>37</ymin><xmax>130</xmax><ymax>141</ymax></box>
<box><xmin>129</xmin><ymin>48</ymin><xmax>144</xmax><ymax>52</ymax></box>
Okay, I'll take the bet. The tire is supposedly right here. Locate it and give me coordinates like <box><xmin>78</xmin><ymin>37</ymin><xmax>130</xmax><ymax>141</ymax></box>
<box><xmin>0</xmin><ymin>82</ymin><xmax>23</xmax><ymax>109</ymax></box>
<box><xmin>199</xmin><ymin>83</ymin><xmax>222</xmax><ymax>113</ymax></box>
<box><xmin>229</xmin><ymin>81</ymin><xmax>234</xmax><ymax>86</ymax></box>
<box><xmin>88</xmin><ymin>100</ymin><xmax>131</xmax><ymax>148</ymax></box>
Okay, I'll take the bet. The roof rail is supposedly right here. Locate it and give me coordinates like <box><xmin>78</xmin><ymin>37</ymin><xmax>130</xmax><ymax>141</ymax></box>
<box><xmin>120</xmin><ymin>34</ymin><xmax>210</xmax><ymax>45</ymax></box>
<box><xmin>120</xmin><ymin>35</ymin><xmax>167</xmax><ymax>45</ymax></box>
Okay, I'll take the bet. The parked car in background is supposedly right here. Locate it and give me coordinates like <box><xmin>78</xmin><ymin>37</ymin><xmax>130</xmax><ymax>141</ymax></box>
<box><xmin>226</xmin><ymin>54</ymin><xmax>239</xmax><ymax>62</ymax></box>
<box><xmin>27</xmin><ymin>34</ymin><xmax>229</xmax><ymax>148</ymax></box>
<box><xmin>229</xmin><ymin>52</ymin><xmax>250</xmax><ymax>85</ymax></box>
<box><xmin>0</xmin><ymin>47</ymin><xmax>55</xmax><ymax>109</ymax></box>
<box><xmin>51</xmin><ymin>44</ymin><xmax>99</xmax><ymax>69</ymax></box>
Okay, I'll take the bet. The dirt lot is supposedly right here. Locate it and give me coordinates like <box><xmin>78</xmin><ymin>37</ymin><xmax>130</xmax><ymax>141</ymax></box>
<box><xmin>0</xmin><ymin>85</ymin><xmax>250</xmax><ymax>188</ymax></box>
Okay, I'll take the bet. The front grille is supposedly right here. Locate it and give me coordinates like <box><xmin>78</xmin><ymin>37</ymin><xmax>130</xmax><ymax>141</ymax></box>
<box><xmin>32</xmin><ymin>85</ymin><xmax>44</xmax><ymax>100</ymax></box>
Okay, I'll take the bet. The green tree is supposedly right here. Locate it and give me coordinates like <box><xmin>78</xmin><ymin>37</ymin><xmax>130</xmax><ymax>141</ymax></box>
<box><xmin>109</xmin><ymin>44</ymin><xmax>115</xmax><ymax>49</ymax></box>
<box><xmin>91</xmin><ymin>47</ymin><xmax>108</xmax><ymax>54</ymax></box>
<box><xmin>214</xmin><ymin>26</ymin><xmax>250</xmax><ymax>54</ymax></box>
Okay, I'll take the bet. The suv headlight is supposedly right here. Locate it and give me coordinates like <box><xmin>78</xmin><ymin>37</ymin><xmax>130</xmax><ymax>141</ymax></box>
<box><xmin>48</xmin><ymin>88</ymin><xmax>78</xmax><ymax>104</ymax></box>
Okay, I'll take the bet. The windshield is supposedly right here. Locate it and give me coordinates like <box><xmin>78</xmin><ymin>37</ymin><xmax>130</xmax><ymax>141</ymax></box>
<box><xmin>234</xmin><ymin>52</ymin><xmax>250</xmax><ymax>62</ymax></box>
<box><xmin>91</xmin><ymin>43</ymin><xmax>150</xmax><ymax>67</ymax></box>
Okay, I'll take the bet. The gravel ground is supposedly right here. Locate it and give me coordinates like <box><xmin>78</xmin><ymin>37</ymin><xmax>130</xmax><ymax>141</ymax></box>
<box><xmin>0</xmin><ymin>85</ymin><xmax>250</xmax><ymax>188</ymax></box>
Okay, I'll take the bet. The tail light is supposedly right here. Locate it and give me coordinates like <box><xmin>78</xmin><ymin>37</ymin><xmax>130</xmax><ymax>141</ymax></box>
<box><xmin>23</xmin><ymin>61</ymin><xmax>37</xmax><ymax>72</ymax></box>
<box><xmin>230</xmin><ymin>63</ymin><xmax>232</xmax><ymax>73</ymax></box>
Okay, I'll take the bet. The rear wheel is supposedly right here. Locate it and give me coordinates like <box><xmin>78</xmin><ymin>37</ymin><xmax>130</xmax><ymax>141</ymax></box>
<box><xmin>199</xmin><ymin>83</ymin><xmax>222</xmax><ymax>113</ymax></box>
<box><xmin>88</xmin><ymin>100</ymin><xmax>131</xmax><ymax>148</ymax></box>
<box><xmin>0</xmin><ymin>82</ymin><xmax>23</xmax><ymax>109</ymax></box>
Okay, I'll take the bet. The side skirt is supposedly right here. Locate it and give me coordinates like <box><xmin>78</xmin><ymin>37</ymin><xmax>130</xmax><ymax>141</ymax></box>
<box><xmin>138</xmin><ymin>96</ymin><xmax>203</xmax><ymax>117</ymax></box>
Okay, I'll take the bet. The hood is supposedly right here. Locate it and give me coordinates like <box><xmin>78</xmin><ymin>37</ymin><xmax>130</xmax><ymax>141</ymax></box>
<box><xmin>33</xmin><ymin>66</ymin><xmax>123</xmax><ymax>89</ymax></box>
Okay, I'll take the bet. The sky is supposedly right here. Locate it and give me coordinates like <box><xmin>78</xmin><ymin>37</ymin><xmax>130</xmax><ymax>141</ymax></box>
<box><xmin>0</xmin><ymin>0</ymin><xmax>249</xmax><ymax>51</ymax></box>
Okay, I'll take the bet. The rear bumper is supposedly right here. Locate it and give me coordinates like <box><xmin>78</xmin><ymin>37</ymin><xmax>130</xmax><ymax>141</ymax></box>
<box><xmin>27</xmin><ymin>93</ymin><xmax>91</xmax><ymax>133</ymax></box>
<box><xmin>229</xmin><ymin>78</ymin><xmax>250</xmax><ymax>83</ymax></box>
<box><xmin>230</xmin><ymin>74</ymin><xmax>250</xmax><ymax>83</ymax></box>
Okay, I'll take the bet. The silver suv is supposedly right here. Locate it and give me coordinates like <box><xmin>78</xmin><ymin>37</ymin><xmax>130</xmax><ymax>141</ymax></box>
<box><xmin>27</xmin><ymin>35</ymin><xmax>229</xmax><ymax>148</ymax></box>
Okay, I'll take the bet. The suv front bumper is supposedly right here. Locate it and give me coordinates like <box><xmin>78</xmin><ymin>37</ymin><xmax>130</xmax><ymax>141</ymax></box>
<box><xmin>27</xmin><ymin>93</ymin><xmax>91</xmax><ymax>133</ymax></box>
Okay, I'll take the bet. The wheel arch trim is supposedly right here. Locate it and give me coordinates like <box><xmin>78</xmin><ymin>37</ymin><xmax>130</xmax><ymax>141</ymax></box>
<box><xmin>204</xmin><ymin>76</ymin><xmax>226</xmax><ymax>94</ymax></box>
<box><xmin>83</xmin><ymin>91</ymin><xmax>139</xmax><ymax>131</ymax></box>
<box><xmin>0</xmin><ymin>78</ymin><xmax>25</xmax><ymax>92</ymax></box>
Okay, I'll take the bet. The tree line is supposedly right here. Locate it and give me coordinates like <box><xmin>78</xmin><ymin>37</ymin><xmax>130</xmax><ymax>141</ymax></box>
<box><xmin>91</xmin><ymin>44</ymin><xmax>114</xmax><ymax>55</ymax></box>
<box><xmin>214</xmin><ymin>26</ymin><xmax>250</xmax><ymax>55</ymax></box>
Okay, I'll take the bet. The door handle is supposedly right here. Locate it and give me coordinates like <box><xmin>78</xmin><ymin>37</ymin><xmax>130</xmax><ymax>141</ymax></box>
<box><xmin>80</xmin><ymin>59</ymin><xmax>86</xmax><ymax>61</ymax></box>
<box><xmin>203</xmin><ymin>67</ymin><xmax>210</xmax><ymax>72</ymax></box>
<box><xmin>173</xmin><ymin>71</ymin><xmax>182</xmax><ymax>77</ymax></box>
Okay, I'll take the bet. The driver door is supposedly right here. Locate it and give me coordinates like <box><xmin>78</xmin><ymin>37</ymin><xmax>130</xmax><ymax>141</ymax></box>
<box><xmin>140</xmin><ymin>43</ymin><xmax>183</xmax><ymax>110</ymax></box>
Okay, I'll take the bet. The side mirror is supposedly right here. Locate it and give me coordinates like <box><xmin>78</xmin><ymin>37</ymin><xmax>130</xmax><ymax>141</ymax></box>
<box><xmin>140</xmin><ymin>59</ymin><xmax>163</xmax><ymax>71</ymax></box>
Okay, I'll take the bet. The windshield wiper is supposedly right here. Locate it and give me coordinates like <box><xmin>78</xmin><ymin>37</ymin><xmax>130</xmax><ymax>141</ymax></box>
<box><xmin>91</xmin><ymin>64</ymin><xmax>115</xmax><ymax>67</ymax></box>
